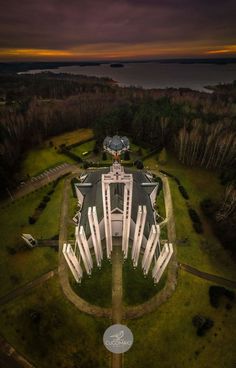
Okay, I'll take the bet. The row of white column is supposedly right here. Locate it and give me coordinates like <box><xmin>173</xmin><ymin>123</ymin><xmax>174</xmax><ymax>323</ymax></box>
<box><xmin>142</xmin><ymin>224</ymin><xmax>160</xmax><ymax>275</ymax></box>
<box><xmin>63</xmin><ymin>206</ymin><xmax>103</xmax><ymax>282</ymax></box>
<box><xmin>152</xmin><ymin>243</ymin><xmax>173</xmax><ymax>284</ymax></box>
<box><xmin>88</xmin><ymin>206</ymin><xmax>103</xmax><ymax>267</ymax></box>
<box><xmin>132</xmin><ymin>205</ymin><xmax>147</xmax><ymax>267</ymax></box>
<box><xmin>122</xmin><ymin>180</ymin><xmax>133</xmax><ymax>259</ymax></box>
<box><xmin>63</xmin><ymin>243</ymin><xmax>83</xmax><ymax>283</ymax></box>
<box><xmin>102</xmin><ymin>182</ymin><xmax>113</xmax><ymax>259</ymax></box>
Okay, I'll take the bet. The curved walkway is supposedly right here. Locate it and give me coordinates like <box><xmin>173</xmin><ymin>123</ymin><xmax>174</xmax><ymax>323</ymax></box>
<box><xmin>179</xmin><ymin>263</ymin><xmax>236</xmax><ymax>289</ymax></box>
<box><xmin>58</xmin><ymin>171</ymin><xmax>178</xmax><ymax>320</ymax></box>
<box><xmin>0</xmin><ymin>270</ymin><xmax>57</xmax><ymax>306</ymax></box>
<box><xmin>58</xmin><ymin>176</ymin><xmax>112</xmax><ymax>318</ymax></box>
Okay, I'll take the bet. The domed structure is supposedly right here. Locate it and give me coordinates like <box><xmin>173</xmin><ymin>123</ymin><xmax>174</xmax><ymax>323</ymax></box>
<box><xmin>103</xmin><ymin>135</ymin><xmax>129</xmax><ymax>157</ymax></box>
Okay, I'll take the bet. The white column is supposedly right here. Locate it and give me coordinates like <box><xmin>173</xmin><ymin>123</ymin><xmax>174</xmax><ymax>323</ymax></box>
<box><xmin>63</xmin><ymin>243</ymin><xmax>83</xmax><ymax>283</ymax></box>
<box><xmin>122</xmin><ymin>179</ymin><xmax>133</xmax><ymax>259</ymax></box>
<box><xmin>132</xmin><ymin>205</ymin><xmax>142</xmax><ymax>261</ymax></box>
<box><xmin>79</xmin><ymin>226</ymin><xmax>93</xmax><ymax>270</ymax></box>
<box><xmin>142</xmin><ymin>225</ymin><xmax>156</xmax><ymax>268</ymax></box>
<box><xmin>75</xmin><ymin>226</ymin><xmax>92</xmax><ymax>275</ymax></box>
<box><xmin>92</xmin><ymin>206</ymin><xmax>103</xmax><ymax>260</ymax></box>
<box><xmin>152</xmin><ymin>243</ymin><xmax>173</xmax><ymax>283</ymax></box>
<box><xmin>133</xmin><ymin>205</ymin><xmax>147</xmax><ymax>267</ymax></box>
<box><xmin>88</xmin><ymin>207</ymin><xmax>101</xmax><ymax>267</ymax></box>
<box><xmin>142</xmin><ymin>225</ymin><xmax>160</xmax><ymax>275</ymax></box>
<box><xmin>102</xmin><ymin>179</ymin><xmax>112</xmax><ymax>258</ymax></box>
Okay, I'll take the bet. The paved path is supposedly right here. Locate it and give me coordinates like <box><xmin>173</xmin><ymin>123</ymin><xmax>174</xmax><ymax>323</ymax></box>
<box><xmin>58</xmin><ymin>176</ymin><xmax>112</xmax><ymax>318</ymax></box>
<box><xmin>3</xmin><ymin>163</ymin><xmax>78</xmax><ymax>204</ymax></box>
<box><xmin>111</xmin><ymin>245</ymin><xmax>123</xmax><ymax>368</ymax></box>
<box><xmin>0</xmin><ymin>336</ymin><xmax>35</xmax><ymax>368</ymax></box>
<box><xmin>179</xmin><ymin>263</ymin><xmax>236</xmax><ymax>289</ymax></box>
<box><xmin>0</xmin><ymin>270</ymin><xmax>57</xmax><ymax>306</ymax></box>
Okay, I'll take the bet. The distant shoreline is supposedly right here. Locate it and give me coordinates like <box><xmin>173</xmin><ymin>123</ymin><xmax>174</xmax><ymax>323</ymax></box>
<box><xmin>1</xmin><ymin>57</ymin><xmax>236</xmax><ymax>74</ymax></box>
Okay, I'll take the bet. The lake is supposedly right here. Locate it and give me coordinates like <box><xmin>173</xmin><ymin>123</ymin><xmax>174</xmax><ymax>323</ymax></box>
<box><xmin>23</xmin><ymin>62</ymin><xmax>236</xmax><ymax>92</ymax></box>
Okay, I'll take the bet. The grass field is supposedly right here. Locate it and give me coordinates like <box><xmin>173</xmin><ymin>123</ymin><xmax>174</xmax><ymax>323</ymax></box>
<box><xmin>0</xmin><ymin>278</ymin><xmax>109</xmax><ymax>368</ymax></box>
<box><xmin>20</xmin><ymin>128</ymin><xmax>94</xmax><ymax>178</ymax></box>
<box><xmin>45</xmin><ymin>128</ymin><xmax>94</xmax><ymax>147</ymax></box>
<box><xmin>144</xmin><ymin>152</ymin><xmax>236</xmax><ymax>279</ymax></box>
<box><xmin>123</xmin><ymin>257</ymin><xmax>167</xmax><ymax>305</ymax></box>
<box><xmin>71</xmin><ymin>258</ymin><xmax>112</xmax><ymax>307</ymax></box>
<box><xmin>125</xmin><ymin>270</ymin><xmax>236</xmax><ymax>368</ymax></box>
<box><xmin>0</xmin><ymin>180</ymin><xmax>64</xmax><ymax>297</ymax></box>
<box><xmin>71</xmin><ymin>139</ymin><xmax>96</xmax><ymax>158</ymax></box>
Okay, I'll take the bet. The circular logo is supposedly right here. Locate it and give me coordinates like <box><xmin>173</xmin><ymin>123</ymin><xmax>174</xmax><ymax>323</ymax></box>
<box><xmin>103</xmin><ymin>324</ymin><xmax>133</xmax><ymax>354</ymax></box>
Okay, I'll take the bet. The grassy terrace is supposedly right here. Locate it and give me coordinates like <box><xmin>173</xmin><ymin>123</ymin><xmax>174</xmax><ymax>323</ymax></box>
<box><xmin>126</xmin><ymin>270</ymin><xmax>236</xmax><ymax>368</ymax></box>
<box><xmin>144</xmin><ymin>152</ymin><xmax>236</xmax><ymax>280</ymax></box>
<box><xmin>0</xmin><ymin>133</ymin><xmax>235</xmax><ymax>368</ymax></box>
<box><xmin>0</xmin><ymin>180</ymin><xmax>64</xmax><ymax>297</ymax></box>
<box><xmin>0</xmin><ymin>278</ymin><xmax>109</xmax><ymax>368</ymax></box>
<box><xmin>20</xmin><ymin>128</ymin><xmax>93</xmax><ymax>178</ymax></box>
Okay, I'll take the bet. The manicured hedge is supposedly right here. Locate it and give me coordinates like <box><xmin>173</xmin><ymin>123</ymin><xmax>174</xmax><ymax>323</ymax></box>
<box><xmin>178</xmin><ymin>185</ymin><xmax>189</xmax><ymax>199</ymax></box>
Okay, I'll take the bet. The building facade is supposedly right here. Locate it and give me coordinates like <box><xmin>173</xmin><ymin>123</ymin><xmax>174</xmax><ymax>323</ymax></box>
<box><xmin>63</xmin><ymin>136</ymin><xmax>173</xmax><ymax>284</ymax></box>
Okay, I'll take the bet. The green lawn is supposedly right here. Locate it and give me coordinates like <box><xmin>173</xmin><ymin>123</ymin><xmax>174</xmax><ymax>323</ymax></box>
<box><xmin>71</xmin><ymin>139</ymin><xmax>96</xmax><ymax>158</ymax></box>
<box><xmin>123</xmin><ymin>257</ymin><xmax>167</xmax><ymax>305</ymax></box>
<box><xmin>71</xmin><ymin>258</ymin><xmax>112</xmax><ymax>307</ymax></box>
<box><xmin>0</xmin><ymin>277</ymin><xmax>109</xmax><ymax>368</ymax></box>
<box><xmin>45</xmin><ymin>128</ymin><xmax>94</xmax><ymax>147</ymax></box>
<box><xmin>20</xmin><ymin>128</ymin><xmax>94</xmax><ymax>178</ymax></box>
<box><xmin>125</xmin><ymin>270</ymin><xmax>236</xmax><ymax>368</ymax></box>
<box><xmin>144</xmin><ymin>153</ymin><xmax>236</xmax><ymax>280</ymax></box>
<box><xmin>0</xmin><ymin>180</ymin><xmax>64</xmax><ymax>297</ymax></box>
<box><xmin>20</xmin><ymin>146</ymin><xmax>75</xmax><ymax>178</ymax></box>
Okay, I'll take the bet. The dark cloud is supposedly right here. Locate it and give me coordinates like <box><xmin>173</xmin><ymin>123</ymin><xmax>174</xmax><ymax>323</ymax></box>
<box><xmin>0</xmin><ymin>0</ymin><xmax>235</xmax><ymax>57</ymax></box>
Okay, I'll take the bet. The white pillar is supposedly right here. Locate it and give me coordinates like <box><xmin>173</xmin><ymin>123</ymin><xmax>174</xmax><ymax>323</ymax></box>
<box><xmin>79</xmin><ymin>226</ymin><xmax>93</xmax><ymax>269</ymax></box>
<box><xmin>132</xmin><ymin>205</ymin><xmax>142</xmax><ymax>261</ymax></box>
<box><xmin>88</xmin><ymin>207</ymin><xmax>101</xmax><ymax>267</ymax></box>
<box><xmin>92</xmin><ymin>206</ymin><xmax>103</xmax><ymax>261</ymax></box>
<box><xmin>63</xmin><ymin>243</ymin><xmax>83</xmax><ymax>283</ymax></box>
<box><xmin>142</xmin><ymin>225</ymin><xmax>160</xmax><ymax>275</ymax></box>
<box><xmin>152</xmin><ymin>243</ymin><xmax>173</xmax><ymax>283</ymax></box>
<box><xmin>133</xmin><ymin>205</ymin><xmax>147</xmax><ymax>267</ymax></box>
<box><xmin>102</xmin><ymin>180</ymin><xmax>112</xmax><ymax>258</ymax></box>
<box><xmin>122</xmin><ymin>179</ymin><xmax>133</xmax><ymax>259</ymax></box>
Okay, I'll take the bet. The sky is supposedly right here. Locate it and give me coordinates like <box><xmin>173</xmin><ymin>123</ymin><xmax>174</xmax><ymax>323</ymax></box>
<box><xmin>0</xmin><ymin>0</ymin><xmax>236</xmax><ymax>61</ymax></box>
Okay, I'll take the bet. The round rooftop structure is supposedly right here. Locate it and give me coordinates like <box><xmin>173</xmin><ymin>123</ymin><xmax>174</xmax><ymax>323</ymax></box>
<box><xmin>103</xmin><ymin>135</ymin><xmax>129</xmax><ymax>156</ymax></box>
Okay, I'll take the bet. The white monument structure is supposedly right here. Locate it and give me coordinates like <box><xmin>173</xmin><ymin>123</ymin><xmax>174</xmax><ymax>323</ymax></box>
<box><xmin>63</xmin><ymin>135</ymin><xmax>173</xmax><ymax>284</ymax></box>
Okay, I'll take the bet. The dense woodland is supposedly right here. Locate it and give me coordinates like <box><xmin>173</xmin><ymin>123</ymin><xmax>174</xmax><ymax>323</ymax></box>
<box><xmin>0</xmin><ymin>72</ymin><xmax>235</xmax><ymax>256</ymax></box>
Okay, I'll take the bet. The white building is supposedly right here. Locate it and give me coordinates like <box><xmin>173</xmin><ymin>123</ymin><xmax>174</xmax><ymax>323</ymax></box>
<box><xmin>63</xmin><ymin>136</ymin><xmax>173</xmax><ymax>284</ymax></box>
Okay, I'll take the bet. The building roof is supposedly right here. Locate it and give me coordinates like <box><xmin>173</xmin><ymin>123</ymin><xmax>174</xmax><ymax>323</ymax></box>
<box><xmin>76</xmin><ymin>168</ymin><xmax>157</xmax><ymax>239</ymax></box>
<box><xmin>103</xmin><ymin>135</ymin><xmax>129</xmax><ymax>152</ymax></box>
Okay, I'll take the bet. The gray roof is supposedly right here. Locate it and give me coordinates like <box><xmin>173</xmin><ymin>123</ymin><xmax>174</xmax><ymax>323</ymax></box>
<box><xmin>103</xmin><ymin>135</ymin><xmax>129</xmax><ymax>152</ymax></box>
<box><xmin>76</xmin><ymin>168</ymin><xmax>157</xmax><ymax>239</ymax></box>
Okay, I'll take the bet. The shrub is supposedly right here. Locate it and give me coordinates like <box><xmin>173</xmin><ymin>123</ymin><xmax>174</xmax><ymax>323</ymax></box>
<box><xmin>209</xmin><ymin>286</ymin><xmax>235</xmax><ymax>308</ymax></box>
<box><xmin>193</xmin><ymin>222</ymin><xmax>203</xmax><ymax>233</ymax></box>
<box><xmin>135</xmin><ymin>160</ymin><xmax>144</xmax><ymax>169</ymax></box>
<box><xmin>123</xmin><ymin>151</ymin><xmax>130</xmax><ymax>161</ymax></box>
<box><xmin>102</xmin><ymin>152</ymin><xmax>107</xmax><ymax>161</ymax></box>
<box><xmin>43</xmin><ymin>195</ymin><xmax>50</xmax><ymax>202</ymax></box>
<box><xmin>160</xmin><ymin>170</ymin><xmax>173</xmax><ymax>178</ymax></box>
<box><xmin>83</xmin><ymin>161</ymin><xmax>89</xmax><ymax>169</ymax></box>
<box><xmin>192</xmin><ymin>314</ymin><xmax>214</xmax><ymax>336</ymax></box>
<box><xmin>178</xmin><ymin>185</ymin><xmax>189</xmax><ymax>199</ymax></box>
<box><xmin>38</xmin><ymin>202</ymin><xmax>47</xmax><ymax>210</ymax></box>
<box><xmin>174</xmin><ymin>177</ymin><xmax>181</xmax><ymax>185</ymax></box>
<box><xmin>188</xmin><ymin>208</ymin><xmax>201</xmax><ymax>223</ymax></box>
<box><xmin>29</xmin><ymin>216</ymin><xmax>36</xmax><ymax>224</ymax></box>
<box><xmin>47</xmin><ymin>189</ymin><xmax>54</xmax><ymax>195</ymax></box>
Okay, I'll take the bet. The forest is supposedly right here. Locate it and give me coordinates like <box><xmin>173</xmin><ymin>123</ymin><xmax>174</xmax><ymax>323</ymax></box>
<box><xmin>0</xmin><ymin>72</ymin><xmax>235</xmax><ymax>257</ymax></box>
